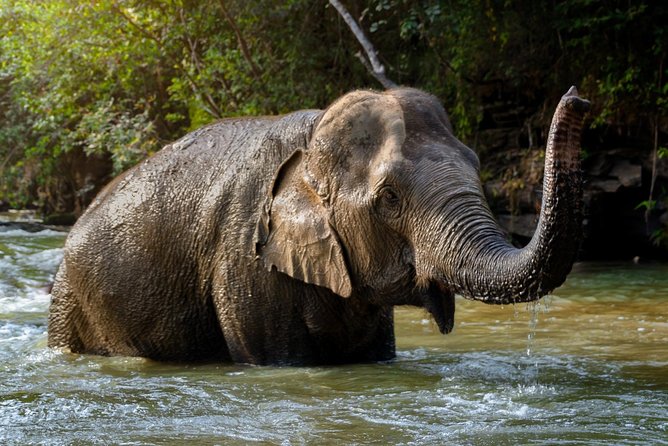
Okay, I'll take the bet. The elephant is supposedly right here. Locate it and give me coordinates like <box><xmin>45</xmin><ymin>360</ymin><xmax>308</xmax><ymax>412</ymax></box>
<box><xmin>48</xmin><ymin>87</ymin><xmax>590</xmax><ymax>365</ymax></box>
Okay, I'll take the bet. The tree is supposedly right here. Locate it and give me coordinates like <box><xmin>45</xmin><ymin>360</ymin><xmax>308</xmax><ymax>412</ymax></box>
<box><xmin>0</xmin><ymin>0</ymin><xmax>665</xmax><ymax>228</ymax></box>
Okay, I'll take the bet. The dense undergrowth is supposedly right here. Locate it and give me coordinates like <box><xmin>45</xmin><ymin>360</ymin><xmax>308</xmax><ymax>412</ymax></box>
<box><xmin>1</xmin><ymin>1</ymin><xmax>666</xmax><ymax>244</ymax></box>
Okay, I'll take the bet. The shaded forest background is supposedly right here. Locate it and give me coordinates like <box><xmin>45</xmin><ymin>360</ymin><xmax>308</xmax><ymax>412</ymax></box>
<box><xmin>1</xmin><ymin>0</ymin><xmax>666</xmax><ymax>258</ymax></box>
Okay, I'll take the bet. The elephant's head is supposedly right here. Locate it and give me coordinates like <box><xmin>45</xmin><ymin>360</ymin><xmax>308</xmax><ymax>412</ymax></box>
<box><xmin>257</xmin><ymin>87</ymin><xmax>590</xmax><ymax>333</ymax></box>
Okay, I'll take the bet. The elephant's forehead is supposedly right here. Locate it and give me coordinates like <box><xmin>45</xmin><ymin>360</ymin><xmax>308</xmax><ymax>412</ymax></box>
<box><xmin>316</xmin><ymin>92</ymin><xmax>404</xmax><ymax>146</ymax></box>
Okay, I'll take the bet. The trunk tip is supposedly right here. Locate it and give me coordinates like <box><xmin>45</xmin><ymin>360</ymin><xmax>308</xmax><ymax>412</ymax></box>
<box><xmin>565</xmin><ymin>85</ymin><xmax>579</xmax><ymax>97</ymax></box>
<box><xmin>561</xmin><ymin>86</ymin><xmax>591</xmax><ymax>114</ymax></box>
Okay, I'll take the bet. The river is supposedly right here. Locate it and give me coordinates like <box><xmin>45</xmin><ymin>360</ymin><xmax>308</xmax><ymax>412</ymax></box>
<box><xmin>1</xmin><ymin>223</ymin><xmax>667</xmax><ymax>444</ymax></box>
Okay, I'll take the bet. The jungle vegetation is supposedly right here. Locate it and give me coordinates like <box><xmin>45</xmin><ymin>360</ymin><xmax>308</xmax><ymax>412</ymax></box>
<box><xmin>0</xmin><ymin>1</ymin><xmax>666</xmax><ymax>244</ymax></box>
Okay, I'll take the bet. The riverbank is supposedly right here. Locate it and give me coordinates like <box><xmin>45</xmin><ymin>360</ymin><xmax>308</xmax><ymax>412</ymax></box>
<box><xmin>0</xmin><ymin>211</ymin><xmax>70</xmax><ymax>235</ymax></box>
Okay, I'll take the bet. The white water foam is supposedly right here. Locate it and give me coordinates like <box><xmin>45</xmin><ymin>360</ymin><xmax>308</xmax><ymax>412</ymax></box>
<box><xmin>0</xmin><ymin>291</ymin><xmax>51</xmax><ymax>314</ymax></box>
<box><xmin>0</xmin><ymin>232</ymin><xmax>62</xmax><ymax>317</ymax></box>
<box><xmin>0</xmin><ymin>243</ymin><xmax>63</xmax><ymax>291</ymax></box>
<box><xmin>0</xmin><ymin>321</ymin><xmax>45</xmax><ymax>344</ymax></box>
<box><xmin>22</xmin><ymin>248</ymin><xmax>64</xmax><ymax>273</ymax></box>
<box><xmin>0</xmin><ymin>228</ymin><xmax>67</xmax><ymax>237</ymax></box>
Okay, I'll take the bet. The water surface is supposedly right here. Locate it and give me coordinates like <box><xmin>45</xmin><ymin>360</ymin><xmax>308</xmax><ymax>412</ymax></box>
<box><xmin>1</xmin><ymin>227</ymin><xmax>667</xmax><ymax>444</ymax></box>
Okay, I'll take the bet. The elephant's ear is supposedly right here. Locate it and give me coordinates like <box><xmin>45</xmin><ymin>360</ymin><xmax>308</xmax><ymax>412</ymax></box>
<box><xmin>255</xmin><ymin>150</ymin><xmax>352</xmax><ymax>298</ymax></box>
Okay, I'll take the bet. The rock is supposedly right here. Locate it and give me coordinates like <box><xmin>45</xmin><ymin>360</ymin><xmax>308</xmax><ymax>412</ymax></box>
<box><xmin>586</xmin><ymin>154</ymin><xmax>613</xmax><ymax>176</ymax></box>
<box><xmin>584</xmin><ymin>154</ymin><xmax>642</xmax><ymax>192</ymax></box>
<box><xmin>642</xmin><ymin>153</ymin><xmax>668</xmax><ymax>178</ymax></box>
<box><xmin>484</xmin><ymin>180</ymin><xmax>542</xmax><ymax>215</ymax></box>
<box><xmin>609</xmin><ymin>160</ymin><xmax>642</xmax><ymax>188</ymax></box>
<box><xmin>660</xmin><ymin>211</ymin><xmax>668</xmax><ymax>226</ymax></box>
<box><xmin>589</xmin><ymin>179</ymin><xmax>622</xmax><ymax>193</ymax></box>
<box><xmin>0</xmin><ymin>221</ymin><xmax>67</xmax><ymax>233</ymax></box>
<box><xmin>497</xmin><ymin>214</ymin><xmax>538</xmax><ymax>239</ymax></box>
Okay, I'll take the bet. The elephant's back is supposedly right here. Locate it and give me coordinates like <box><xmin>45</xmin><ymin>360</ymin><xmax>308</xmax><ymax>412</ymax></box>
<box><xmin>63</xmin><ymin>111</ymin><xmax>321</xmax><ymax>270</ymax></box>
<box><xmin>83</xmin><ymin>116</ymin><xmax>278</xmax><ymax>216</ymax></box>
<box><xmin>85</xmin><ymin>111</ymin><xmax>319</xmax><ymax>216</ymax></box>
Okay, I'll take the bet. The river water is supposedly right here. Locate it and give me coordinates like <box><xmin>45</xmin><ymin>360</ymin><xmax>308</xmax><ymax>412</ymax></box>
<box><xmin>1</xmin><ymin>225</ymin><xmax>667</xmax><ymax>445</ymax></box>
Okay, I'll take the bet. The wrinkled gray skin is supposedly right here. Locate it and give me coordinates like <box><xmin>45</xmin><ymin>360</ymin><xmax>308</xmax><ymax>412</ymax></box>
<box><xmin>48</xmin><ymin>87</ymin><xmax>590</xmax><ymax>365</ymax></box>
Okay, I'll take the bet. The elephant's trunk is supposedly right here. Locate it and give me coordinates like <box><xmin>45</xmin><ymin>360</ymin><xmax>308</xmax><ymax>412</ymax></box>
<box><xmin>424</xmin><ymin>87</ymin><xmax>590</xmax><ymax>304</ymax></box>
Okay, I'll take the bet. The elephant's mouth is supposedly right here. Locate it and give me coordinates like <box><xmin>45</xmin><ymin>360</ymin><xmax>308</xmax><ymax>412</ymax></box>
<box><xmin>419</xmin><ymin>281</ymin><xmax>455</xmax><ymax>334</ymax></box>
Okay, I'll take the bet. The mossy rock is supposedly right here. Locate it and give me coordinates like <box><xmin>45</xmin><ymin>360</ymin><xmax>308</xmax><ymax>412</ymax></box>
<box><xmin>42</xmin><ymin>213</ymin><xmax>77</xmax><ymax>226</ymax></box>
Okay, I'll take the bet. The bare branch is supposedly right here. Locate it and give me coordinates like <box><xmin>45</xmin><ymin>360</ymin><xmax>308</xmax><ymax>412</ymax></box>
<box><xmin>177</xmin><ymin>5</ymin><xmax>240</xmax><ymax>112</ymax></box>
<box><xmin>218</xmin><ymin>0</ymin><xmax>262</xmax><ymax>82</ymax></box>
<box><xmin>646</xmin><ymin>55</ymin><xmax>664</xmax><ymax>226</ymax></box>
<box><xmin>328</xmin><ymin>0</ymin><xmax>397</xmax><ymax>89</ymax></box>
<box><xmin>111</xmin><ymin>4</ymin><xmax>161</xmax><ymax>44</ymax></box>
<box><xmin>0</xmin><ymin>145</ymin><xmax>20</xmax><ymax>172</ymax></box>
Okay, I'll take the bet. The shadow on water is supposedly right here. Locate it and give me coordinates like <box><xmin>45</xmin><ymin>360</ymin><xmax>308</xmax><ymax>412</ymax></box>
<box><xmin>1</xmin><ymin>228</ymin><xmax>667</xmax><ymax>445</ymax></box>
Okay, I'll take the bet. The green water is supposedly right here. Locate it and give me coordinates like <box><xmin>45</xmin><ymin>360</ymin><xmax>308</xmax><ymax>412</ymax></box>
<box><xmin>1</xmin><ymin>227</ymin><xmax>667</xmax><ymax>445</ymax></box>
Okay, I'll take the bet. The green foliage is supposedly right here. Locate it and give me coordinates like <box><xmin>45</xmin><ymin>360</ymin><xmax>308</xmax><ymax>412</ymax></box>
<box><xmin>650</xmin><ymin>227</ymin><xmax>668</xmax><ymax>247</ymax></box>
<box><xmin>636</xmin><ymin>200</ymin><xmax>657</xmax><ymax>212</ymax></box>
<box><xmin>75</xmin><ymin>100</ymin><xmax>156</xmax><ymax>173</ymax></box>
<box><xmin>0</xmin><ymin>0</ymin><xmax>365</xmax><ymax>212</ymax></box>
<box><xmin>0</xmin><ymin>0</ymin><xmax>174</xmax><ymax>208</ymax></box>
<box><xmin>358</xmin><ymin>0</ymin><xmax>667</xmax><ymax>138</ymax></box>
<box><xmin>0</xmin><ymin>0</ymin><xmax>666</xmax><ymax>218</ymax></box>
<box><xmin>659</xmin><ymin>147</ymin><xmax>668</xmax><ymax>160</ymax></box>
<box><xmin>556</xmin><ymin>1</ymin><xmax>667</xmax><ymax>129</ymax></box>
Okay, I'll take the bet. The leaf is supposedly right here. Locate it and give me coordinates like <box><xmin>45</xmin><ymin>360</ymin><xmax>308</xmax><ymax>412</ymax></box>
<box><xmin>635</xmin><ymin>200</ymin><xmax>657</xmax><ymax>211</ymax></box>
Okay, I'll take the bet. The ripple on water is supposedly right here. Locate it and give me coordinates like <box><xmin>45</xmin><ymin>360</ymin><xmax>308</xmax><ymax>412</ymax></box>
<box><xmin>2</xmin><ymin>346</ymin><xmax>667</xmax><ymax>445</ymax></box>
<box><xmin>1</xmin><ymin>236</ymin><xmax>668</xmax><ymax>445</ymax></box>
<box><xmin>0</xmin><ymin>234</ymin><xmax>64</xmax><ymax>298</ymax></box>
<box><xmin>0</xmin><ymin>292</ymin><xmax>51</xmax><ymax>315</ymax></box>
<box><xmin>0</xmin><ymin>228</ymin><xmax>67</xmax><ymax>238</ymax></box>
<box><xmin>22</xmin><ymin>248</ymin><xmax>65</xmax><ymax>273</ymax></box>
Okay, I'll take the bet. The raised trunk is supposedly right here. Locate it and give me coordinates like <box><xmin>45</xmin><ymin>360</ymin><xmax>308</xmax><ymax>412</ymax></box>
<box><xmin>436</xmin><ymin>87</ymin><xmax>590</xmax><ymax>304</ymax></box>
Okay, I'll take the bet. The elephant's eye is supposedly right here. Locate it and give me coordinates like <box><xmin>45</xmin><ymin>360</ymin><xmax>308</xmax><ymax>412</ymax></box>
<box><xmin>378</xmin><ymin>186</ymin><xmax>401</xmax><ymax>214</ymax></box>
<box><xmin>381</xmin><ymin>187</ymin><xmax>399</xmax><ymax>204</ymax></box>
